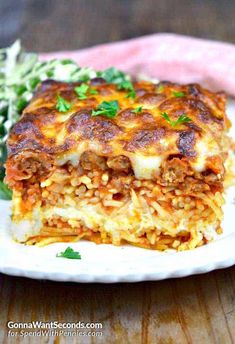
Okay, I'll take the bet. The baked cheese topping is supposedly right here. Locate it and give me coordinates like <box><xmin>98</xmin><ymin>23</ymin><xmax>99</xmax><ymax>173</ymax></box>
<box><xmin>6</xmin><ymin>79</ymin><xmax>228</xmax><ymax>182</ymax></box>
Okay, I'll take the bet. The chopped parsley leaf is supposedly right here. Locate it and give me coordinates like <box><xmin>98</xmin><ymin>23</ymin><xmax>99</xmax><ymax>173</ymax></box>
<box><xmin>89</xmin><ymin>88</ymin><xmax>98</xmax><ymax>95</ymax></box>
<box><xmin>74</xmin><ymin>83</ymin><xmax>89</xmax><ymax>99</ymax></box>
<box><xmin>56</xmin><ymin>247</ymin><xmax>81</xmax><ymax>259</ymax></box>
<box><xmin>92</xmin><ymin>100</ymin><xmax>120</xmax><ymax>118</ymax></box>
<box><xmin>157</xmin><ymin>84</ymin><xmax>164</xmax><ymax>93</ymax></box>
<box><xmin>117</xmin><ymin>80</ymin><xmax>136</xmax><ymax>99</ymax></box>
<box><xmin>133</xmin><ymin>106</ymin><xmax>143</xmax><ymax>113</ymax></box>
<box><xmin>99</xmin><ymin>67</ymin><xmax>136</xmax><ymax>98</ymax></box>
<box><xmin>125</xmin><ymin>89</ymin><xmax>136</xmax><ymax>99</ymax></box>
<box><xmin>74</xmin><ymin>83</ymin><xmax>98</xmax><ymax>99</ymax></box>
<box><xmin>161</xmin><ymin>112</ymin><xmax>192</xmax><ymax>127</ymax></box>
<box><xmin>56</xmin><ymin>95</ymin><xmax>72</xmax><ymax>112</ymax></box>
<box><xmin>172</xmin><ymin>91</ymin><xmax>185</xmax><ymax>98</ymax></box>
<box><xmin>98</xmin><ymin>67</ymin><xmax>127</xmax><ymax>84</ymax></box>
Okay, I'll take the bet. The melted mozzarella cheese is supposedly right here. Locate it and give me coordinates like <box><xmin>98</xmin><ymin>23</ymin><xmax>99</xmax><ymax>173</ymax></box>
<box><xmin>56</xmin><ymin>143</ymin><xmax>86</xmax><ymax>166</ymax></box>
<box><xmin>192</xmin><ymin>138</ymin><xmax>220</xmax><ymax>172</ymax></box>
<box><xmin>55</xmin><ymin>134</ymin><xmax>220</xmax><ymax>180</ymax></box>
<box><xmin>129</xmin><ymin>155</ymin><xmax>163</xmax><ymax>179</ymax></box>
<box><xmin>56</xmin><ymin>148</ymin><xmax>164</xmax><ymax>179</ymax></box>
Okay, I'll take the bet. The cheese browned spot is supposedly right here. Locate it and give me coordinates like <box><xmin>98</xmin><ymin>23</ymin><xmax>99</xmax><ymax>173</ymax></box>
<box><xmin>178</xmin><ymin>131</ymin><xmax>196</xmax><ymax>157</ymax></box>
<box><xmin>67</xmin><ymin>111</ymin><xmax>122</xmax><ymax>141</ymax></box>
<box><xmin>126</xmin><ymin>128</ymin><xmax>165</xmax><ymax>152</ymax></box>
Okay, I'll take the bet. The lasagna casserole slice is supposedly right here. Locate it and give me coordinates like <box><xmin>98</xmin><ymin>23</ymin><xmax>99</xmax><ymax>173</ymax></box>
<box><xmin>5</xmin><ymin>77</ymin><xmax>231</xmax><ymax>250</ymax></box>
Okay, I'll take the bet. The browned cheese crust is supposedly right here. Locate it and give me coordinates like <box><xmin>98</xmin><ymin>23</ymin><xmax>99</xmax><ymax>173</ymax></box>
<box><xmin>5</xmin><ymin>78</ymin><xmax>229</xmax><ymax>186</ymax></box>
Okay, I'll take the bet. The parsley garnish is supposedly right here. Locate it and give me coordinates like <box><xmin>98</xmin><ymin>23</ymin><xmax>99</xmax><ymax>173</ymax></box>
<box><xmin>117</xmin><ymin>80</ymin><xmax>136</xmax><ymax>99</ymax></box>
<box><xmin>56</xmin><ymin>95</ymin><xmax>72</xmax><ymax>112</ymax></box>
<box><xmin>99</xmin><ymin>67</ymin><xmax>136</xmax><ymax>98</ymax></box>
<box><xmin>89</xmin><ymin>88</ymin><xmax>98</xmax><ymax>95</ymax></box>
<box><xmin>74</xmin><ymin>83</ymin><xmax>98</xmax><ymax>99</ymax></box>
<box><xmin>56</xmin><ymin>247</ymin><xmax>81</xmax><ymax>259</ymax></box>
<box><xmin>172</xmin><ymin>91</ymin><xmax>185</xmax><ymax>98</ymax></box>
<box><xmin>74</xmin><ymin>83</ymin><xmax>89</xmax><ymax>99</ymax></box>
<box><xmin>126</xmin><ymin>88</ymin><xmax>136</xmax><ymax>99</ymax></box>
<box><xmin>161</xmin><ymin>112</ymin><xmax>192</xmax><ymax>127</ymax></box>
<box><xmin>133</xmin><ymin>106</ymin><xmax>143</xmax><ymax>113</ymax></box>
<box><xmin>0</xmin><ymin>181</ymin><xmax>12</xmax><ymax>200</ymax></box>
<box><xmin>98</xmin><ymin>67</ymin><xmax>127</xmax><ymax>84</ymax></box>
<box><xmin>157</xmin><ymin>84</ymin><xmax>164</xmax><ymax>93</ymax></box>
<box><xmin>92</xmin><ymin>100</ymin><xmax>120</xmax><ymax>118</ymax></box>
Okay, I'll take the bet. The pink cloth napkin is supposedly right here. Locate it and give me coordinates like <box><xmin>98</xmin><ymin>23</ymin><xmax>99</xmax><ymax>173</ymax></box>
<box><xmin>41</xmin><ymin>33</ymin><xmax>235</xmax><ymax>96</ymax></box>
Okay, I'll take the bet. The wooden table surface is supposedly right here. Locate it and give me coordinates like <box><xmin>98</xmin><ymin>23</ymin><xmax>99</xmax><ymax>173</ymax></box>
<box><xmin>1</xmin><ymin>1</ymin><xmax>235</xmax><ymax>343</ymax></box>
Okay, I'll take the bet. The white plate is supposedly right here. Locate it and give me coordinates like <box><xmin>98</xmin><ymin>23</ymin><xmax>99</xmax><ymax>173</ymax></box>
<box><xmin>0</xmin><ymin>101</ymin><xmax>235</xmax><ymax>283</ymax></box>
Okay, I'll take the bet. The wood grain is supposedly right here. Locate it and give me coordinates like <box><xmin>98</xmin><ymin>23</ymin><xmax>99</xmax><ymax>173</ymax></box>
<box><xmin>0</xmin><ymin>0</ymin><xmax>235</xmax><ymax>342</ymax></box>
<box><xmin>1</xmin><ymin>270</ymin><xmax>235</xmax><ymax>343</ymax></box>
